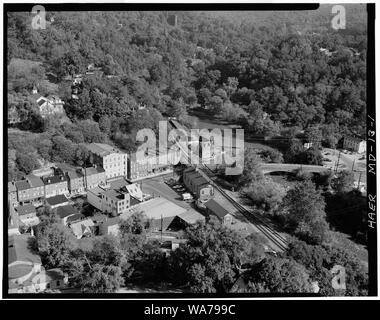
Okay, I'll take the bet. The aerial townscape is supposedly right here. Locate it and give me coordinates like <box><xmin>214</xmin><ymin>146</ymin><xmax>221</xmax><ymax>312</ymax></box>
<box><xmin>7</xmin><ymin>6</ymin><xmax>368</xmax><ymax>295</ymax></box>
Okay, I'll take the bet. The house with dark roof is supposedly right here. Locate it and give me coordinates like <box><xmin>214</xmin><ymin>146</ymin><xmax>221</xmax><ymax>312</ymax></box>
<box><xmin>45</xmin><ymin>194</ymin><xmax>69</xmax><ymax>209</ymax></box>
<box><xmin>204</xmin><ymin>197</ymin><xmax>237</xmax><ymax>225</ymax></box>
<box><xmin>183</xmin><ymin>167</ymin><xmax>214</xmax><ymax>200</ymax></box>
<box><xmin>55</xmin><ymin>204</ymin><xmax>78</xmax><ymax>225</ymax></box>
<box><xmin>66</xmin><ymin>213</ymin><xmax>86</xmax><ymax>225</ymax></box>
<box><xmin>55</xmin><ymin>164</ymin><xmax>86</xmax><ymax>195</ymax></box>
<box><xmin>15</xmin><ymin>204</ymin><xmax>39</xmax><ymax>226</ymax></box>
<box><xmin>35</xmin><ymin>95</ymin><xmax>65</xmax><ymax>118</ymax></box>
<box><xmin>43</xmin><ymin>175</ymin><xmax>68</xmax><ymax>198</ymax></box>
<box><xmin>14</xmin><ymin>175</ymin><xmax>45</xmax><ymax>206</ymax></box>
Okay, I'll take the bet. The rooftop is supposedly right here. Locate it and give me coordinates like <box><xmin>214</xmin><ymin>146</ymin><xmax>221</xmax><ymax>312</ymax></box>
<box><xmin>42</xmin><ymin>175</ymin><xmax>67</xmax><ymax>185</ymax></box>
<box><xmin>130</xmin><ymin>196</ymin><xmax>141</xmax><ymax>207</ymax></box>
<box><xmin>85</xmin><ymin>166</ymin><xmax>105</xmax><ymax>176</ymax></box>
<box><xmin>8</xmin><ymin>234</ymin><xmax>41</xmax><ymax>266</ymax></box>
<box><xmin>67</xmin><ymin>170</ymin><xmax>84</xmax><ymax>180</ymax></box>
<box><xmin>109</xmin><ymin>178</ymin><xmax>129</xmax><ymax>190</ymax></box>
<box><xmin>66</xmin><ymin>213</ymin><xmax>86</xmax><ymax>224</ymax></box>
<box><xmin>103</xmin><ymin>189</ymin><xmax>127</xmax><ymax>201</ymax></box>
<box><xmin>26</xmin><ymin>174</ymin><xmax>44</xmax><ymax>188</ymax></box>
<box><xmin>177</xmin><ymin>209</ymin><xmax>205</xmax><ymax>225</ymax></box>
<box><xmin>86</xmin><ymin>143</ymin><xmax>122</xmax><ymax>157</ymax></box>
<box><xmin>70</xmin><ymin>219</ymin><xmax>94</xmax><ymax>238</ymax></box>
<box><xmin>16</xmin><ymin>204</ymin><xmax>36</xmax><ymax>217</ymax></box>
<box><xmin>46</xmin><ymin>194</ymin><xmax>69</xmax><ymax>206</ymax></box>
<box><xmin>55</xmin><ymin>204</ymin><xmax>78</xmax><ymax>219</ymax></box>
<box><xmin>15</xmin><ymin>180</ymin><xmax>31</xmax><ymax>191</ymax></box>
<box><xmin>204</xmin><ymin>197</ymin><xmax>238</xmax><ymax>219</ymax></box>
<box><xmin>133</xmin><ymin>197</ymin><xmax>187</xmax><ymax>220</ymax></box>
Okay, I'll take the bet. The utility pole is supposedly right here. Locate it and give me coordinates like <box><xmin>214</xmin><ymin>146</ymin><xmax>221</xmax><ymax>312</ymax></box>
<box><xmin>160</xmin><ymin>214</ymin><xmax>163</xmax><ymax>242</ymax></box>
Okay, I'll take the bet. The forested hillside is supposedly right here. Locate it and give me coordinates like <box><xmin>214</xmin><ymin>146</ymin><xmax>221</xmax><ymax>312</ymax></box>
<box><xmin>7</xmin><ymin>5</ymin><xmax>367</xmax><ymax>178</ymax></box>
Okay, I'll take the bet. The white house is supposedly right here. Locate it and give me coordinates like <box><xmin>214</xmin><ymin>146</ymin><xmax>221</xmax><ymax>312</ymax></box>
<box><xmin>343</xmin><ymin>136</ymin><xmax>366</xmax><ymax>153</ymax></box>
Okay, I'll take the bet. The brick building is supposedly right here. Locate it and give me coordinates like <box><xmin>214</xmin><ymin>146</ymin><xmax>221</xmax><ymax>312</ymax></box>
<box><xmin>42</xmin><ymin>175</ymin><xmax>69</xmax><ymax>198</ymax></box>
<box><xmin>86</xmin><ymin>143</ymin><xmax>128</xmax><ymax>181</ymax></box>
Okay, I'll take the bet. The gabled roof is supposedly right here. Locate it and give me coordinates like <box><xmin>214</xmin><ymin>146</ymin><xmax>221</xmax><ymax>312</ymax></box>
<box><xmin>55</xmin><ymin>204</ymin><xmax>78</xmax><ymax>219</ymax></box>
<box><xmin>16</xmin><ymin>204</ymin><xmax>36</xmax><ymax>216</ymax></box>
<box><xmin>192</xmin><ymin>176</ymin><xmax>209</xmax><ymax>187</ymax></box>
<box><xmin>70</xmin><ymin>219</ymin><xmax>94</xmax><ymax>238</ymax></box>
<box><xmin>42</xmin><ymin>175</ymin><xmax>67</xmax><ymax>185</ymax></box>
<box><xmin>204</xmin><ymin>198</ymin><xmax>236</xmax><ymax>219</ymax></box>
<box><xmin>67</xmin><ymin>171</ymin><xmax>84</xmax><ymax>180</ymax></box>
<box><xmin>177</xmin><ymin>210</ymin><xmax>205</xmax><ymax>225</ymax></box>
<box><xmin>26</xmin><ymin>174</ymin><xmax>44</xmax><ymax>188</ymax></box>
<box><xmin>129</xmin><ymin>197</ymin><xmax>187</xmax><ymax>220</ymax></box>
<box><xmin>15</xmin><ymin>180</ymin><xmax>31</xmax><ymax>191</ymax></box>
<box><xmin>46</xmin><ymin>194</ymin><xmax>69</xmax><ymax>206</ymax></box>
<box><xmin>125</xmin><ymin>183</ymin><xmax>143</xmax><ymax>201</ymax></box>
<box><xmin>67</xmin><ymin>213</ymin><xmax>85</xmax><ymax>224</ymax></box>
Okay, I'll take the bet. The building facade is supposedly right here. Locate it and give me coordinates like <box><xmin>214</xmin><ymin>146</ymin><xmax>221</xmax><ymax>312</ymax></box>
<box><xmin>86</xmin><ymin>143</ymin><xmax>128</xmax><ymax>181</ymax></box>
<box><xmin>84</xmin><ymin>165</ymin><xmax>106</xmax><ymax>190</ymax></box>
<box><xmin>343</xmin><ymin>136</ymin><xmax>366</xmax><ymax>153</ymax></box>
<box><xmin>8</xmin><ymin>182</ymin><xmax>18</xmax><ymax>207</ymax></box>
<box><xmin>66</xmin><ymin>170</ymin><xmax>85</xmax><ymax>195</ymax></box>
<box><xmin>15</xmin><ymin>175</ymin><xmax>45</xmax><ymax>206</ymax></box>
<box><xmin>43</xmin><ymin>175</ymin><xmax>69</xmax><ymax>198</ymax></box>
<box><xmin>183</xmin><ymin>167</ymin><xmax>214</xmax><ymax>200</ymax></box>
<box><xmin>16</xmin><ymin>204</ymin><xmax>40</xmax><ymax>226</ymax></box>
<box><xmin>37</xmin><ymin>95</ymin><xmax>65</xmax><ymax>118</ymax></box>
<box><xmin>127</xmin><ymin>150</ymin><xmax>176</xmax><ymax>181</ymax></box>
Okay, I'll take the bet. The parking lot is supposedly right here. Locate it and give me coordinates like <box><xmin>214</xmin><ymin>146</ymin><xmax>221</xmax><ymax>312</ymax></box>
<box><xmin>140</xmin><ymin>176</ymin><xmax>193</xmax><ymax>210</ymax></box>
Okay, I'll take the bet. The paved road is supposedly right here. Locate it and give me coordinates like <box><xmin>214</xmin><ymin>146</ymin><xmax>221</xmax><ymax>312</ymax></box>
<box><xmin>259</xmin><ymin>163</ymin><xmax>328</xmax><ymax>174</ymax></box>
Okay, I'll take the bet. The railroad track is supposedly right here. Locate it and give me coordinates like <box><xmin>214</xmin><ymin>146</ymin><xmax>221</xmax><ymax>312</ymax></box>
<box><xmin>200</xmin><ymin>165</ymin><xmax>288</xmax><ymax>252</ymax></box>
<box><xmin>168</xmin><ymin>119</ymin><xmax>288</xmax><ymax>252</ymax></box>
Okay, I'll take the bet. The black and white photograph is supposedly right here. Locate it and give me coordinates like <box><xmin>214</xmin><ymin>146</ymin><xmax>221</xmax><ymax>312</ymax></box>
<box><xmin>2</xmin><ymin>1</ymin><xmax>377</xmax><ymax>304</ymax></box>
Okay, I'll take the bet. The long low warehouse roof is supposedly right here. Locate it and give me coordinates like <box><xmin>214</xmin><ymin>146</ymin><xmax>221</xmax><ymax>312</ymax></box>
<box><xmin>131</xmin><ymin>197</ymin><xmax>187</xmax><ymax>220</ymax></box>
